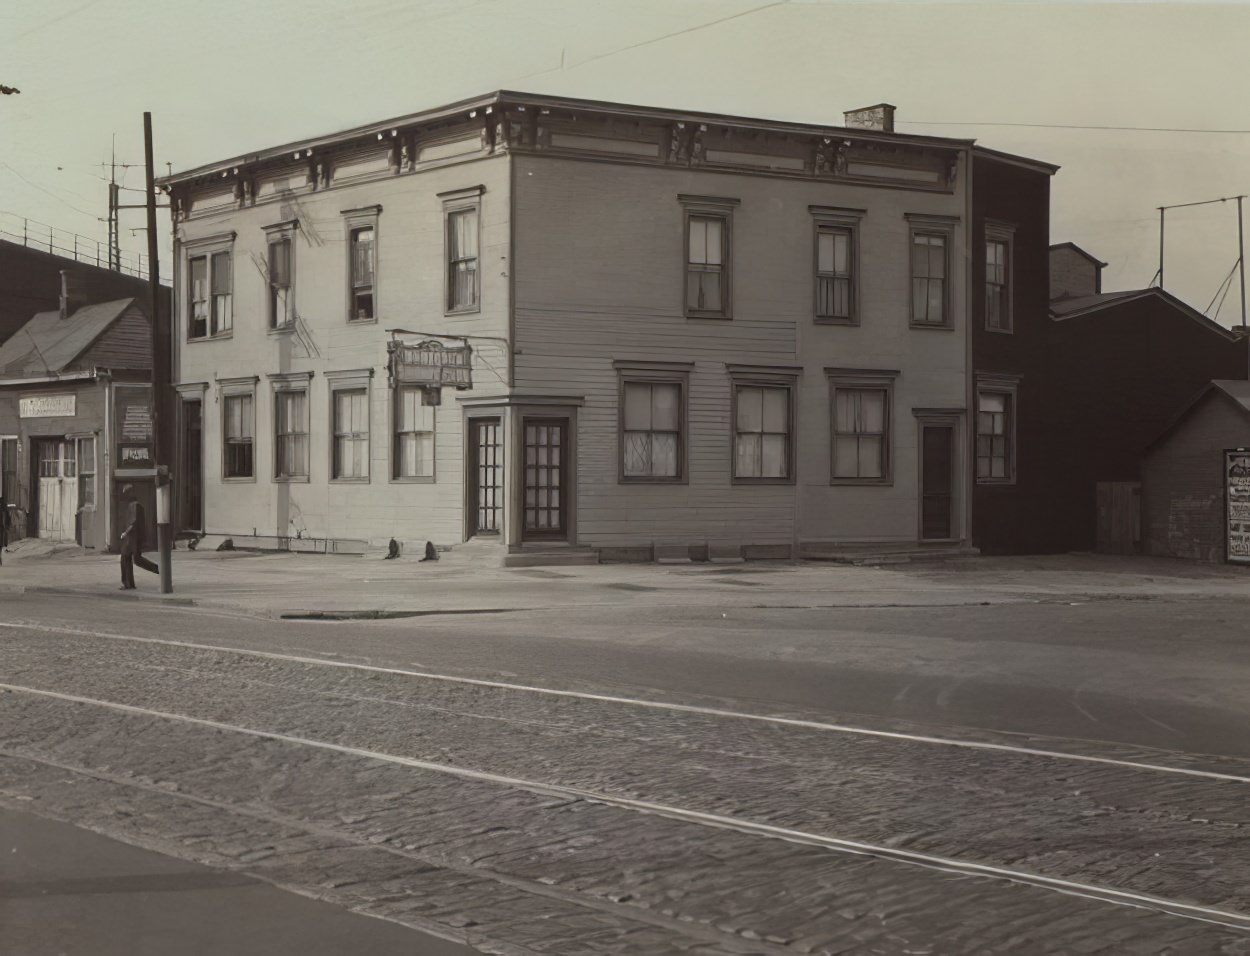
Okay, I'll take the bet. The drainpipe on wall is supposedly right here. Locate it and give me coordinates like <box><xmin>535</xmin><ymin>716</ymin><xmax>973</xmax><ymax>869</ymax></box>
<box><xmin>59</xmin><ymin>271</ymin><xmax>69</xmax><ymax>320</ymax></box>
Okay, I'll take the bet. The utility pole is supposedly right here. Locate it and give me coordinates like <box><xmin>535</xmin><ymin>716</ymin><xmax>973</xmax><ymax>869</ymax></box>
<box><xmin>1238</xmin><ymin>195</ymin><xmax>1246</xmax><ymax>331</ymax></box>
<box><xmin>144</xmin><ymin>112</ymin><xmax>173</xmax><ymax>594</ymax></box>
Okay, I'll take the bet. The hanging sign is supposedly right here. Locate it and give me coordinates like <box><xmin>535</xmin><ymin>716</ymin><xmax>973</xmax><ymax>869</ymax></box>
<box><xmin>1226</xmin><ymin>449</ymin><xmax>1250</xmax><ymax>564</ymax></box>
<box><xmin>387</xmin><ymin>339</ymin><xmax>473</xmax><ymax>388</ymax></box>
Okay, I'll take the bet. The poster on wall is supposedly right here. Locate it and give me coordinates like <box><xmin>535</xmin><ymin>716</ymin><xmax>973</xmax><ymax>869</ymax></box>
<box><xmin>1227</xmin><ymin>449</ymin><xmax>1250</xmax><ymax>564</ymax></box>
<box><xmin>114</xmin><ymin>385</ymin><xmax>156</xmax><ymax>475</ymax></box>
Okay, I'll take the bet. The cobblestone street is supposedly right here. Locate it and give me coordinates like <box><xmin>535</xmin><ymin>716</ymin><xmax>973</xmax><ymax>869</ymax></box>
<box><xmin>2</xmin><ymin>588</ymin><xmax>1249</xmax><ymax>954</ymax></box>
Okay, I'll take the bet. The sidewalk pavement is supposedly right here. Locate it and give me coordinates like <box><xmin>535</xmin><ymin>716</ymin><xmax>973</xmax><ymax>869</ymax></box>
<box><xmin>2</xmin><ymin>537</ymin><xmax>1248</xmax><ymax>620</ymax></box>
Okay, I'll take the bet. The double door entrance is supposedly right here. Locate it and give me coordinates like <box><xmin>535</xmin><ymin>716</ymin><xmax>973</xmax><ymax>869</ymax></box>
<box><xmin>467</xmin><ymin>416</ymin><xmax>570</xmax><ymax>543</ymax></box>
<box><xmin>34</xmin><ymin>438</ymin><xmax>78</xmax><ymax>541</ymax></box>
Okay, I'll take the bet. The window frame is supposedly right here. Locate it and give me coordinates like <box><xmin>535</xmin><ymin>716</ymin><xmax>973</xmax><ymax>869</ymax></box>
<box><xmin>727</xmin><ymin>365</ymin><xmax>800</xmax><ymax>485</ymax></box>
<box><xmin>218</xmin><ymin>375</ymin><xmax>259</xmax><ymax>482</ymax></box>
<box><xmin>614</xmin><ymin>360</ymin><xmax>692</xmax><ymax>484</ymax></box>
<box><xmin>827</xmin><ymin>368</ymin><xmax>897</xmax><ymax>486</ymax></box>
<box><xmin>327</xmin><ymin>369</ymin><xmax>373</xmax><ymax>483</ymax></box>
<box><xmin>680</xmin><ymin>195</ymin><xmax>738</xmax><ymax>320</ymax></box>
<box><xmin>440</xmin><ymin>186</ymin><xmax>484</xmax><ymax>316</ymax></box>
<box><xmin>68</xmin><ymin>432</ymin><xmax>96</xmax><ymax>510</ymax></box>
<box><xmin>906</xmin><ymin>214</ymin><xmax>958</xmax><ymax>330</ymax></box>
<box><xmin>263</xmin><ymin>219</ymin><xmax>298</xmax><ymax>332</ymax></box>
<box><xmin>810</xmin><ymin>206</ymin><xmax>865</xmax><ymax>325</ymax></box>
<box><xmin>391</xmin><ymin>383</ymin><xmax>436</xmax><ymax>483</ymax></box>
<box><xmin>985</xmin><ymin>221</ymin><xmax>1016</xmax><ymax>334</ymax></box>
<box><xmin>267</xmin><ymin>371</ymin><xmax>313</xmax><ymax>482</ymax></box>
<box><xmin>975</xmin><ymin>373</ymin><xmax>1021</xmax><ymax>485</ymax></box>
<box><xmin>343</xmin><ymin>205</ymin><xmax>381</xmax><ymax>325</ymax></box>
<box><xmin>184</xmin><ymin>232</ymin><xmax>235</xmax><ymax>342</ymax></box>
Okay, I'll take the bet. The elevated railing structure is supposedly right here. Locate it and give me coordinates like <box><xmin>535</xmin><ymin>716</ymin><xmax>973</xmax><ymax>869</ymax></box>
<box><xmin>0</xmin><ymin>211</ymin><xmax>149</xmax><ymax>279</ymax></box>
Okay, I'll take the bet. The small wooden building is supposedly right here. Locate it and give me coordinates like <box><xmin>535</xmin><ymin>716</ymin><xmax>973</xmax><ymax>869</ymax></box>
<box><xmin>0</xmin><ymin>297</ymin><xmax>154</xmax><ymax>550</ymax></box>
<box><xmin>1141</xmin><ymin>379</ymin><xmax>1250</xmax><ymax>563</ymax></box>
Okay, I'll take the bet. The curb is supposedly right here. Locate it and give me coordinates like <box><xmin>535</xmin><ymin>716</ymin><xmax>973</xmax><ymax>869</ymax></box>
<box><xmin>18</xmin><ymin>585</ymin><xmax>198</xmax><ymax>607</ymax></box>
<box><xmin>280</xmin><ymin>608</ymin><xmax>517</xmax><ymax>621</ymax></box>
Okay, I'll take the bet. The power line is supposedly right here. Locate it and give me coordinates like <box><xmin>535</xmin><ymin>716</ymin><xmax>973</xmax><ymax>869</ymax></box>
<box><xmin>902</xmin><ymin>120</ymin><xmax>1250</xmax><ymax>135</ymax></box>
<box><xmin>0</xmin><ymin>163</ymin><xmax>96</xmax><ymax>218</ymax></box>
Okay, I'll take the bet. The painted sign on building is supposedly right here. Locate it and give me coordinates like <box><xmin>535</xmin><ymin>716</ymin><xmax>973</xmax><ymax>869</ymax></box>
<box><xmin>1226</xmin><ymin>449</ymin><xmax>1250</xmax><ymax>564</ymax></box>
<box><xmin>19</xmin><ymin>394</ymin><xmax>76</xmax><ymax>418</ymax></box>
<box><xmin>115</xmin><ymin>385</ymin><xmax>155</xmax><ymax>474</ymax></box>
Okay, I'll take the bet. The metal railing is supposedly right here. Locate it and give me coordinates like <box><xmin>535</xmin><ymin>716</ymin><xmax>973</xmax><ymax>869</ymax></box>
<box><xmin>0</xmin><ymin>211</ymin><xmax>149</xmax><ymax>279</ymax></box>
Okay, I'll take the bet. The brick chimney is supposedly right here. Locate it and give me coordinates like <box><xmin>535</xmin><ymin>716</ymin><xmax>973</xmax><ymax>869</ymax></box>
<box><xmin>843</xmin><ymin>103</ymin><xmax>896</xmax><ymax>133</ymax></box>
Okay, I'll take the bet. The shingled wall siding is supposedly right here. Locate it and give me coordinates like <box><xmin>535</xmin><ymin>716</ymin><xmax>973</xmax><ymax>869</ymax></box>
<box><xmin>1143</xmin><ymin>396</ymin><xmax>1249</xmax><ymax>562</ymax></box>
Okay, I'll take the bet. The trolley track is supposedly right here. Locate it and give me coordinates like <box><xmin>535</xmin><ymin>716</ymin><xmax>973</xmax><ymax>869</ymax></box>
<box><xmin>2</xmin><ymin>619</ymin><xmax>1249</xmax><ymax>953</ymax></box>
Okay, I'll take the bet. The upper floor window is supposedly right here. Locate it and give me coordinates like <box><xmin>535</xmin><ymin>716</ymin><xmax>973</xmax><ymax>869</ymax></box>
<box><xmin>985</xmin><ymin>222</ymin><xmax>1015</xmax><ymax>332</ymax></box>
<box><xmin>907</xmin><ymin>214</ymin><xmax>957</xmax><ymax>329</ymax></box>
<box><xmin>811</xmin><ymin>206</ymin><xmax>863</xmax><ymax>324</ymax></box>
<box><xmin>439</xmin><ymin>186</ymin><xmax>484</xmax><ymax>314</ymax></box>
<box><xmin>268</xmin><ymin>237</ymin><xmax>293</xmax><ymax>328</ymax></box>
<box><xmin>681</xmin><ymin>195</ymin><xmax>738</xmax><ymax>319</ymax></box>
<box><xmin>186</xmin><ymin>236</ymin><xmax>234</xmax><ymax>340</ymax></box>
<box><xmin>350</xmin><ymin>227</ymin><xmax>375</xmax><ymax>321</ymax></box>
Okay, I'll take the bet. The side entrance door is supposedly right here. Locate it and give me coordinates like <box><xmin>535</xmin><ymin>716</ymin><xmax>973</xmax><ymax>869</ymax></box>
<box><xmin>34</xmin><ymin>438</ymin><xmax>77</xmax><ymax>541</ymax></box>
<box><xmin>920</xmin><ymin>425</ymin><xmax>954</xmax><ymax>541</ymax></box>
<box><xmin>179</xmin><ymin>399</ymin><xmax>204</xmax><ymax>533</ymax></box>
<box><xmin>468</xmin><ymin>418</ymin><xmax>502</xmax><ymax>536</ymax></box>
<box><xmin>522</xmin><ymin>418</ymin><xmax>567</xmax><ymax>541</ymax></box>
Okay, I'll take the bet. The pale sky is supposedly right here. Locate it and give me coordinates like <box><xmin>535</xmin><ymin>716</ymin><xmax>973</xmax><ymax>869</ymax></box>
<box><xmin>4</xmin><ymin>0</ymin><xmax>1249</xmax><ymax>324</ymax></box>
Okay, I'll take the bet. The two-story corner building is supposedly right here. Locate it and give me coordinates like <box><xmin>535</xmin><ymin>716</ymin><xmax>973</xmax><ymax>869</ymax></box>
<box><xmin>160</xmin><ymin>92</ymin><xmax>1053</xmax><ymax>562</ymax></box>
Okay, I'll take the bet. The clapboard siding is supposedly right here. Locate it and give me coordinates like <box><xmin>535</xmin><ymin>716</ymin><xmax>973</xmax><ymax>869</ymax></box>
<box><xmin>74</xmin><ymin>305</ymin><xmax>152</xmax><ymax>370</ymax></box>
<box><xmin>179</xmin><ymin>155</ymin><xmax>510</xmax><ymax>545</ymax></box>
<box><xmin>513</xmin><ymin>153</ymin><xmax>968</xmax><ymax>549</ymax></box>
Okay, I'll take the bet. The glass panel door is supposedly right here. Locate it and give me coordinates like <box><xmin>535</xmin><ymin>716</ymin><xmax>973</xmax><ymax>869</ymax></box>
<box><xmin>471</xmin><ymin>419</ymin><xmax>502</xmax><ymax>535</ymax></box>
<box><xmin>522</xmin><ymin>419</ymin><xmax>567</xmax><ymax>541</ymax></box>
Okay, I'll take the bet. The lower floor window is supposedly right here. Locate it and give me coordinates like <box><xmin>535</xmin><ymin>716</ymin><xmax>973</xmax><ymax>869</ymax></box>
<box><xmin>332</xmin><ymin>388</ymin><xmax>369</xmax><ymax>480</ymax></box>
<box><xmin>275</xmin><ymin>389</ymin><xmax>309</xmax><ymax>479</ymax></box>
<box><xmin>622</xmin><ymin>380</ymin><xmax>682</xmax><ymax>479</ymax></box>
<box><xmin>394</xmin><ymin>386</ymin><xmax>434</xmax><ymax>479</ymax></box>
<box><xmin>977</xmin><ymin>391</ymin><xmax>1012</xmax><ymax>480</ymax></box>
<box><xmin>734</xmin><ymin>384</ymin><xmax>791</xmax><ymax>479</ymax></box>
<box><xmin>833</xmin><ymin>387</ymin><xmax>887</xmax><ymax>480</ymax></box>
<box><xmin>76</xmin><ymin>436</ymin><xmax>96</xmax><ymax>508</ymax></box>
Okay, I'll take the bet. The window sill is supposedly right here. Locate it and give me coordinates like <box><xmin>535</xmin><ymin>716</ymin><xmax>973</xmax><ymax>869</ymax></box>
<box><xmin>272</xmin><ymin>475</ymin><xmax>310</xmax><ymax>483</ymax></box>
<box><xmin>222</xmin><ymin>476</ymin><xmax>257</xmax><ymax>483</ymax></box>
<box><xmin>732</xmin><ymin>477</ymin><xmax>795</xmax><ymax>486</ymax></box>
<box><xmin>830</xmin><ymin>478</ymin><xmax>893</xmax><ymax>487</ymax></box>
<box><xmin>977</xmin><ymin>477</ymin><xmax>1017</xmax><ymax>486</ymax></box>
<box><xmin>330</xmin><ymin>477</ymin><xmax>371</xmax><ymax>484</ymax></box>
<box><xmin>909</xmin><ymin>322</ymin><xmax>955</xmax><ymax>331</ymax></box>
<box><xmin>187</xmin><ymin>333</ymin><xmax>234</xmax><ymax>343</ymax></box>
<box><xmin>445</xmin><ymin>305</ymin><xmax>481</xmax><ymax>317</ymax></box>
<box><xmin>685</xmin><ymin>312</ymin><xmax>732</xmax><ymax>321</ymax></box>
<box><xmin>814</xmin><ymin>316</ymin><xmax>858</xmax><ymax>326</ymax></box>
<box><xmin>985</xmin><ymin>324</ymin><xmax>1014</xmax><ymax>335</ymax></box>
<box><xmin>390</xmin><ymin>475</ymin><xmax>436</xmax><ymax>484</ymax></box>
<box><xmin>268</xmin><ymin>324</ymin><xmax>296</xmax><ymax>335</ymax></box>
<box><xmin>347</xmin><ymin>317</ymin><xmax>378</xmax><ymax>326</ymax></box>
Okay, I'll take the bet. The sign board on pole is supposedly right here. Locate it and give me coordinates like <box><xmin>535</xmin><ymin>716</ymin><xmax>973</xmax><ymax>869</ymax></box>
<box><xmin>114</xmin><ymin>384</ymin><xmax>156</xmax><ymax>475</ymax></box>
<box><xmin>1226</xmin><ymin>449</ymin><xmax>1250</xmax><ymax>564</ymax></box>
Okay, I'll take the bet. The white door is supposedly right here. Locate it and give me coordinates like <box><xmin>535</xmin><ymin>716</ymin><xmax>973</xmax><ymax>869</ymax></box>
<box><xmin>36</xmin><ymin>440</ymin><xmax>77</xmax><ymax>541</ymax></box>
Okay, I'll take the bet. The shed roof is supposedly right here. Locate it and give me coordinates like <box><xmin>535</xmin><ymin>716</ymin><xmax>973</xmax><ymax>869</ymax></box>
<box><xmin>0</xmin><ymin>297</ymin><xmax>139</xmax><ymax>377</ymax></box>
<box><xmin>1145</xmin><ymin>378</ymin><xmax>1250</xmax><ymax>453</ymax></box>
<box><xmin>1049</xmin><ymin>286</ymin><xmax>1240</xmax><ymax>341</ymax></box>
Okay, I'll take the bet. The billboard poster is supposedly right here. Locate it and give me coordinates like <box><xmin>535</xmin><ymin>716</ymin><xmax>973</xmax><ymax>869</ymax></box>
<box><xmin>1227</xmin><ymin>449</ymin><xmax>1250</xmax><ymax>564</ymax></box>
<box><xmin>115</xmin><ymin>385</ymin><xmax>155</xmax><ymax>474</ymax></box>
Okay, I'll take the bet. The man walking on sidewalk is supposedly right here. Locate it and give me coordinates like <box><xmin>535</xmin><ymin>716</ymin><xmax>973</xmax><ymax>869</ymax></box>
<box><xmin>119</xmin><ymin>485</ymin><xmax>159</xmax><ymax>590</ymax></box>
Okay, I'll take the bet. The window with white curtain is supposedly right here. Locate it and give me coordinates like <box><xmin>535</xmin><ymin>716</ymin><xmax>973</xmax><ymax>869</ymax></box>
<box><xmin>393</xmin><ymin>385</ymin><xmax>435</xmax><ymax>479</ymax></box>
<box><xmin>833</xmin><ymin>388</ymin><xmax>888</xmax><ymax>480</ymax></box>
<box><xmin>733</xmin><ymin>384</ymin><xmax>791</xmax><ymax>480</ymax></box>
<box><xmin>446</xmin><ymin>208</ymin><xmax>479</xmax><ymax>312</ymax></box>
<box><xmin>274</xmin><ymin>389</ymin><xmax>309</xmax><ymax>479</ymax></box>
<box><xmin>223</xmin><ymin>393</ymin><xmax>254</xmax><ymax>479</ymax></box>
<box><xmin>332</xmin><ymin>388</ymin><xmax>369</xmax><ymax>480</ymax></box>
<box><xmin>622</xmin><ymin>381</ymin><xmax>682</xmax><ymax>480</ymax></box>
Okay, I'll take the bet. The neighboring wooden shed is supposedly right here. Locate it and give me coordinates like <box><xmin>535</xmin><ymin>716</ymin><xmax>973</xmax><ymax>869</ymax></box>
<box><xmin>1141</xmin><ymin>379</ymin><xmax>1250</xmax><ymax>563</ymax></box>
